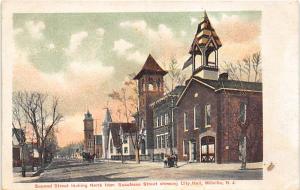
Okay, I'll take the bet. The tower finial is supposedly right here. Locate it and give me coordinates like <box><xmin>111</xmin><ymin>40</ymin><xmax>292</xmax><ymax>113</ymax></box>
<box><xmin>203</xmin><ymin>10</ymin><xmax>208</xmax><ymax>19</ymax></box>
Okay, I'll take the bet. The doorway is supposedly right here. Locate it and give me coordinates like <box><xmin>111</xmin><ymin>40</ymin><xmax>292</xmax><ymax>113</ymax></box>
<box><xmin>201</xmin><ymin>136</ymin><xmax>215</xmax><ymax>162</ymax></box>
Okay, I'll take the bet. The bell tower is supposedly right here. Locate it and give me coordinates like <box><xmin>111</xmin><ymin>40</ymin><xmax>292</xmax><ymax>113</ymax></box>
<box><xmin>83</xmin><ymin>110</ymin><xmax>94</xmax><ymax>154</ymax></box>
<box><xmin>183</xmin><ymin>11</ymin><xmax>222</xmax><ymax>80</ymax></box>
<box><xmin>133</xmin><ymin>54</ymin><xmax>167</xmax><ymax>156</ymax></box>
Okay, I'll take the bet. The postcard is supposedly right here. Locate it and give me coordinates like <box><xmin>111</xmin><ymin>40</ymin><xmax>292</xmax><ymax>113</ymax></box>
<box><xmin>1</xmin><ymin>1</ymin><xmax>299</xmax><ymax>190</ymax></box>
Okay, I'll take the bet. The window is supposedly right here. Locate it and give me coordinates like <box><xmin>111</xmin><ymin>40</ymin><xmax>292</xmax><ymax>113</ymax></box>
<box><xmin>161</xmin><ymin>115</ymin><xmax>164</xmax><ymax>126</ymax></box>
<box><xmin>194</xmin><ymin>105</ymin><xmax>200</xmax><ymax>129</ymax></box>
<box><xmin>184</xmin><ymin>112</ymin><xmax>188</xmax><ymax>131</ymax></box>
<box><xmin>240</xmin><ymin>102</ymin><xmax>247</xmax><ymax>123</ymax></box>
<box><xmin>161</xmin><ymin>135</ymin><xmax>165</xmax><ymax>148</ymax></box>
<box><xmin>165</xmin><ymin>113</ymin><xmax>169</xmax><ymax>125</ymax></box>
<box><xmin>156</xmin><ymin>117</ymin><xmax>160</xmax><ymax>127</ymax></box>
<box><xmin>183</xmin><ymin>140</ymin><xmax>189</xmax><ymax>155</ymax></box>
<box><xmin>205</xmin><ymin>104</ymin><xmax>211</xmax><ymax>127</ymax></box>
<box><xmin>165</xmin><ymin>134</ymin><xmax>169</xmax><ymax>148</ymax></box>
<box><xmin>123</xmin><ymin>136</ymin><xmax>128</xmax><ymax>144</ymax></box>
<box><xmin>157</xmin><ymin>136</ymin><xmax>161</xmax><ymax>148</ymax></box>
<box><xmin>110</xmin><ymin>139</ymin><xmax>113</xmax><ymax>153</ymax></box>
<box><xmin>124</xmin><ymin>147</ymin><xmax>128</xmax><ymax>154</ymax></box>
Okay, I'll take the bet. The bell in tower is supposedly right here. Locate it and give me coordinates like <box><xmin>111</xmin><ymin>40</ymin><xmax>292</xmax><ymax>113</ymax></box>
<box><xmin>182</xmin><ymin>11</ymin><xmax>222</xmax><ymax>80</ymax></box>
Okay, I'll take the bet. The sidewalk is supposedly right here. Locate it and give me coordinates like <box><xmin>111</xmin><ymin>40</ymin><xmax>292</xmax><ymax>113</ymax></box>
<box><xmin>97</xmin><ymin>159</ymin><xmax>263</xmax><ymax>170</ymax></box>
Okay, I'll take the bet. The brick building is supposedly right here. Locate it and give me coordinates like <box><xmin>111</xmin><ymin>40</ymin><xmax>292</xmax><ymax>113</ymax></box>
<box><xmin>83</xmin><ymin>110</ymin><xmax>103</xmax><ymax>157</ymax></box>
<box><xmin>133</xmin><ymin>54</ymin><xmax>167</xmax><ymax>158</ymax></box>
<box><xmin>150</xmin><ymin>86</ymin><xmax>185</xmax><ymax>160</ymax></box>
<box><xmin>175</xmin><ymin>11</ymin><xmax>263</xmax><ymax>163</ymax></box>
<box><xmin>132</xmin><ymin>11</ymin><xmax>262</xmax><ymax>164</ymax></box>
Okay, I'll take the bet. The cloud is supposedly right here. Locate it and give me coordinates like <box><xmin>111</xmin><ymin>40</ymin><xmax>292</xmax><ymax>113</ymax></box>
<box><xmin>96</xmin><ymin>28</ymin><xmax>105</xmax><ymax>36</ymax></box>
<box><xmin>14</xmin><ymin>28</ymin><xmax>24</xmax><ymax>35</ymax></box>
<box><xmin>48</xmin><ymin>43</ymin><xmax>55</xmax><ymax>49</ymax></box>
<box><xmin>120</xmin><ymin>20</ymin><xmax>147</xmax><ymax>33</ymax></box>
<box><xmin>24</xmin><ymin>20</ymin><xmax>45</xmax><ymax>39</ymax></box>
<box><xmin>119</xmin><ymin>20</ymin><xmax>187</xmax><ymax>65</ymax></box>
<box><xmin>126</xmin><ymin>50</ymin><xmax>146</xmax><ymax>63</ymax></box>
<box><xmin>190</xmin><ymin>17</ymin><xmax>198</xmax><ymax>25</ymax></box>
<box><xmin>112</xmin><ymin>39</ymin><xmax>134</xmax><ymax>55</ymax></box>
<box><xmin>180</xmin><ymin>30</ymin><xmax>187</xmax><ymax>37</ymax></box>
<box><xmin>65</xmin><ymin>31</ymin><xmax>88</xmax><ymax>54</ymax></box>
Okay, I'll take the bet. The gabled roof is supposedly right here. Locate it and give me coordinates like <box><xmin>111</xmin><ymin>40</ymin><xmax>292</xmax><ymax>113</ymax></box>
<box><xmin>150</xmin><ymin>85</ymin><xmax>185</xmax><ymax>108</ymax></box>
<box><xmin>109</xmin><ymin>123</ymin><xmax>137</xmax><ymax>148</ymax></box>
<box><xmin>176</xmin><ymin>76</ymin><xmax>262</xmax><ymax>105</ymax></box>
<box><xmin>12</xmin><ymin>128</ymin><xmax>26</xmax><ymax>144</ymax></box>
<box><xmin>133</xmin><ymin>54</ymin><xmax>167</xmax><ymax>80</ymax></box>
<box><xmin>103</xmin><ymin>108</ymin><xmax>112</xmax><ymax>124</ymax></box>
<box><xmin>189</xmin><ymin>11</ymin><xmax>222</xmax><ymax>54</ymax></box>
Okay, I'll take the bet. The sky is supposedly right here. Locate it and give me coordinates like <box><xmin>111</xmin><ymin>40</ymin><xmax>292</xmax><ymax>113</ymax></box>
<box><xmin>13</xmin><ymin>11</ymin><xmax>261</xmax><ymax>147</ymax></box>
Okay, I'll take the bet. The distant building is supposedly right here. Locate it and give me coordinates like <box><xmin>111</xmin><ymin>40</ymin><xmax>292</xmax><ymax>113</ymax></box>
<box><xmin>102</xmin><ymin>108</ymin><xmax>138</xmax><ymax>160</ymax></box>
<box><xmin>94</xmin><ymin>135</ymin><xmax>103</xmax><ymax>158</ymax></box>
<box><xmin>83</xmin><ymin>111</ymin><xmax>95</xmax><ymax>155</ymax></box>
<box><xmin>83</xmin><ymin>110</ymin><xmax>103</xmax><ymax>158</ymax></box>
<box><xmin>12</xmin><ymin>128</ymin><xmax>25</xmax><ymax>167</ymax></box>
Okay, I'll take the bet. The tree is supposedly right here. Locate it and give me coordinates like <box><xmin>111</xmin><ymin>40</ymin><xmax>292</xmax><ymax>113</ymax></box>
<box><xmin>12</xmin><ymin>94</ymin><xmax>28</xmax><ymax>176</ymax></box>
<box><xmin>108</xmin><ymin>73</ymin><xmax>142</xmax><ymax>163</ymax></box>
<box><xmin>13</xmin><ymin>91</ymin><xmax>63</xmax><ymax>168</ymax></box>
<box><xmin>165</xmin><ymin>58</ymin><xmax>186</xmax><ymax>92</ymax></box>
<box><xmin>251</xmin><ymin>52</ymin><xmax>261</xmax><ymax>82</ymax></box>
<box><xmin>221</xmin><ymin>51</ymin><xmax>262</xmax><ymax>82</ymax></box>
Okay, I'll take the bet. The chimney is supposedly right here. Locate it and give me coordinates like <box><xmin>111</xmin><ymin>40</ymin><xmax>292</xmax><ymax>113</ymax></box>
<box><xmin>219</xmin><ymin>73</ymin><xmax>228</xmax><ymax>80</ymax></box>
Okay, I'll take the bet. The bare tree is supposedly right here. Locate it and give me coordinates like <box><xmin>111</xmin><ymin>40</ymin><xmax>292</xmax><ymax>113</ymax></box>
<box><xmin>12</xmin><ymin>93</ymin><xmax>28</xmax><ymax>176</ymax></box>
<box><xmin>13</xmin><ymin>91</ymin><xmax>63</xmax><ymax>168</ymax></box>
<box><xmin>243</xmin><ymin>56</ymin><xmax>251</xmax><ymax>82</ymax></box>
<box><xmin>252</xmin><ymin>52</ymin><xmax>262</xmax><ymax>82</ymax></box>
<box><xmin>165</xmin><ymin>58</ymin><xmax>186</xmax><ymax>92</ymax></box>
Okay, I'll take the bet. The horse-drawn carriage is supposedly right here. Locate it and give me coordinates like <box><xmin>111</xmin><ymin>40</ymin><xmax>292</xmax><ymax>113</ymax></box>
<box><xmin>82</xmin><ymin>152</ymin><xmax>95</xmax><ymax>162</ymax></box>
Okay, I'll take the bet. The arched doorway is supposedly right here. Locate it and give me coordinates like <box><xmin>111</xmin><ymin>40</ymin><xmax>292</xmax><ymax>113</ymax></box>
<box><xmin>201</xmin><ymin>136</ymin><xmax>215</xmax><ymax>162</ymax></box>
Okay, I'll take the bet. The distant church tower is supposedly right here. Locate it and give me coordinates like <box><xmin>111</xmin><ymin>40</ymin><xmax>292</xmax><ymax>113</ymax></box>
<box><xmin>83</xmin><ymin>110</ymin><xmax>94</xmax><ymax>154</ymax></box>
<box><xmin>133</xmin><ymin>54</ymin><xmax>167</xmax><ymax>156</ymax></box>
<box><xmin>102</xmin><ymin>108</ymin><xmax>112</xmax><ymax>159</ymax></box>
<box><xmin>182</xmin><ymin>11</ymin><xmax>222</xmax><ymax>80</ymax></box>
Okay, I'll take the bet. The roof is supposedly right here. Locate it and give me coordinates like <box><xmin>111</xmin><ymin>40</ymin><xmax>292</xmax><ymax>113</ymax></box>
<box><xmin>193</xmin><ymin>76</ymin><xmax>262</xmax><ymax>91</ymax></box>
<box><xmin>95</xmin><ymin>135</ymin><xmax>102</xmax><ymax>145</ymax></box>
<box><xmin>150</xmin><ymin>85</ymin><xmax>185</xmax><ymax>108</ymax></box>
<box><xmin>103</xmin><ymin>108</ymin><xmax>112</xmax><ymax>124</ymax></box>
<box><xmin>133</xmin><ymin>54</ymin><xmax>167</xmax><ymax>80</ymax></box>
<box><xmin>84</xmin><ymin>110</ymin><xmax>93</xmax><ymax>120</ymax></box>
<box><xmin>12</xmin><ymin>128</ymin><xmax>26</xmax><ymax>143</ymax></box>
<box><xmin>177</xmin><ymin>76</ymin><xmax>262</xmax><ymax>105</ymax></box>
<box><xmin>189</xmin><ymin>11</ymin><xmax>222</xmax><ymax>54</ymax></box>
<box><xmin>109</xmin><ymin>123</ymin><xmax>137</xmax><ymax>148</ymax></box>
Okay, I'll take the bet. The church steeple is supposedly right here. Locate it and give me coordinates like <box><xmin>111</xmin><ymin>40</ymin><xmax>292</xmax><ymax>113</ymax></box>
<box><xmin>183</xmin><ymin>11</ymin><xmax>222</xmax><ymax>80</ymax></box>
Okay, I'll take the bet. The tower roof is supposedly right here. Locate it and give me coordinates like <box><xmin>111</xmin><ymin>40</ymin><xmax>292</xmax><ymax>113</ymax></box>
<box><xmin>103</xmin><ymin>108</ymin><xmax>112</xmax><ymax>124</ymax></box>
<box><xmin>189</xmin><ymin>11</ymin><xmax>222</xmax><ymax>54</ymax></box>
<box><xmin>133</xmin><ymin>54</ymin><xmax>167</xmax><ymax>80</ymax></box>
<box><xmin>84</xmin><ymin>110</ymin><xmax>93</xmax><ymax>120</ymax></box>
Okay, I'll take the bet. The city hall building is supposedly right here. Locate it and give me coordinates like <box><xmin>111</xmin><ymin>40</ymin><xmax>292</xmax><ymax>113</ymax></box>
<box><xmin>133</xmin><ymin>11</ymin><xmax>262</xmax><ymax>163</ymax></box>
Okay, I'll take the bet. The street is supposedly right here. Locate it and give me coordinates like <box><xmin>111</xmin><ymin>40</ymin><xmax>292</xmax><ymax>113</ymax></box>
<box><xmin>14</xmin><ymin>158</ymin><xmax>263</xmax><ymax>182</ymax></box>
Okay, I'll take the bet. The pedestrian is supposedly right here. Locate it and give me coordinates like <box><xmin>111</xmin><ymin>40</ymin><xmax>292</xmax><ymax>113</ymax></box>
<box><xmin>174</xmin><ymin>154</ymin><xmax>178</xmax><ymax>168</ymax></box>
<box><xmin>163</xmin><ymin>155</ymin><xmax>168</xmax><ymax>168</ymax></box>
